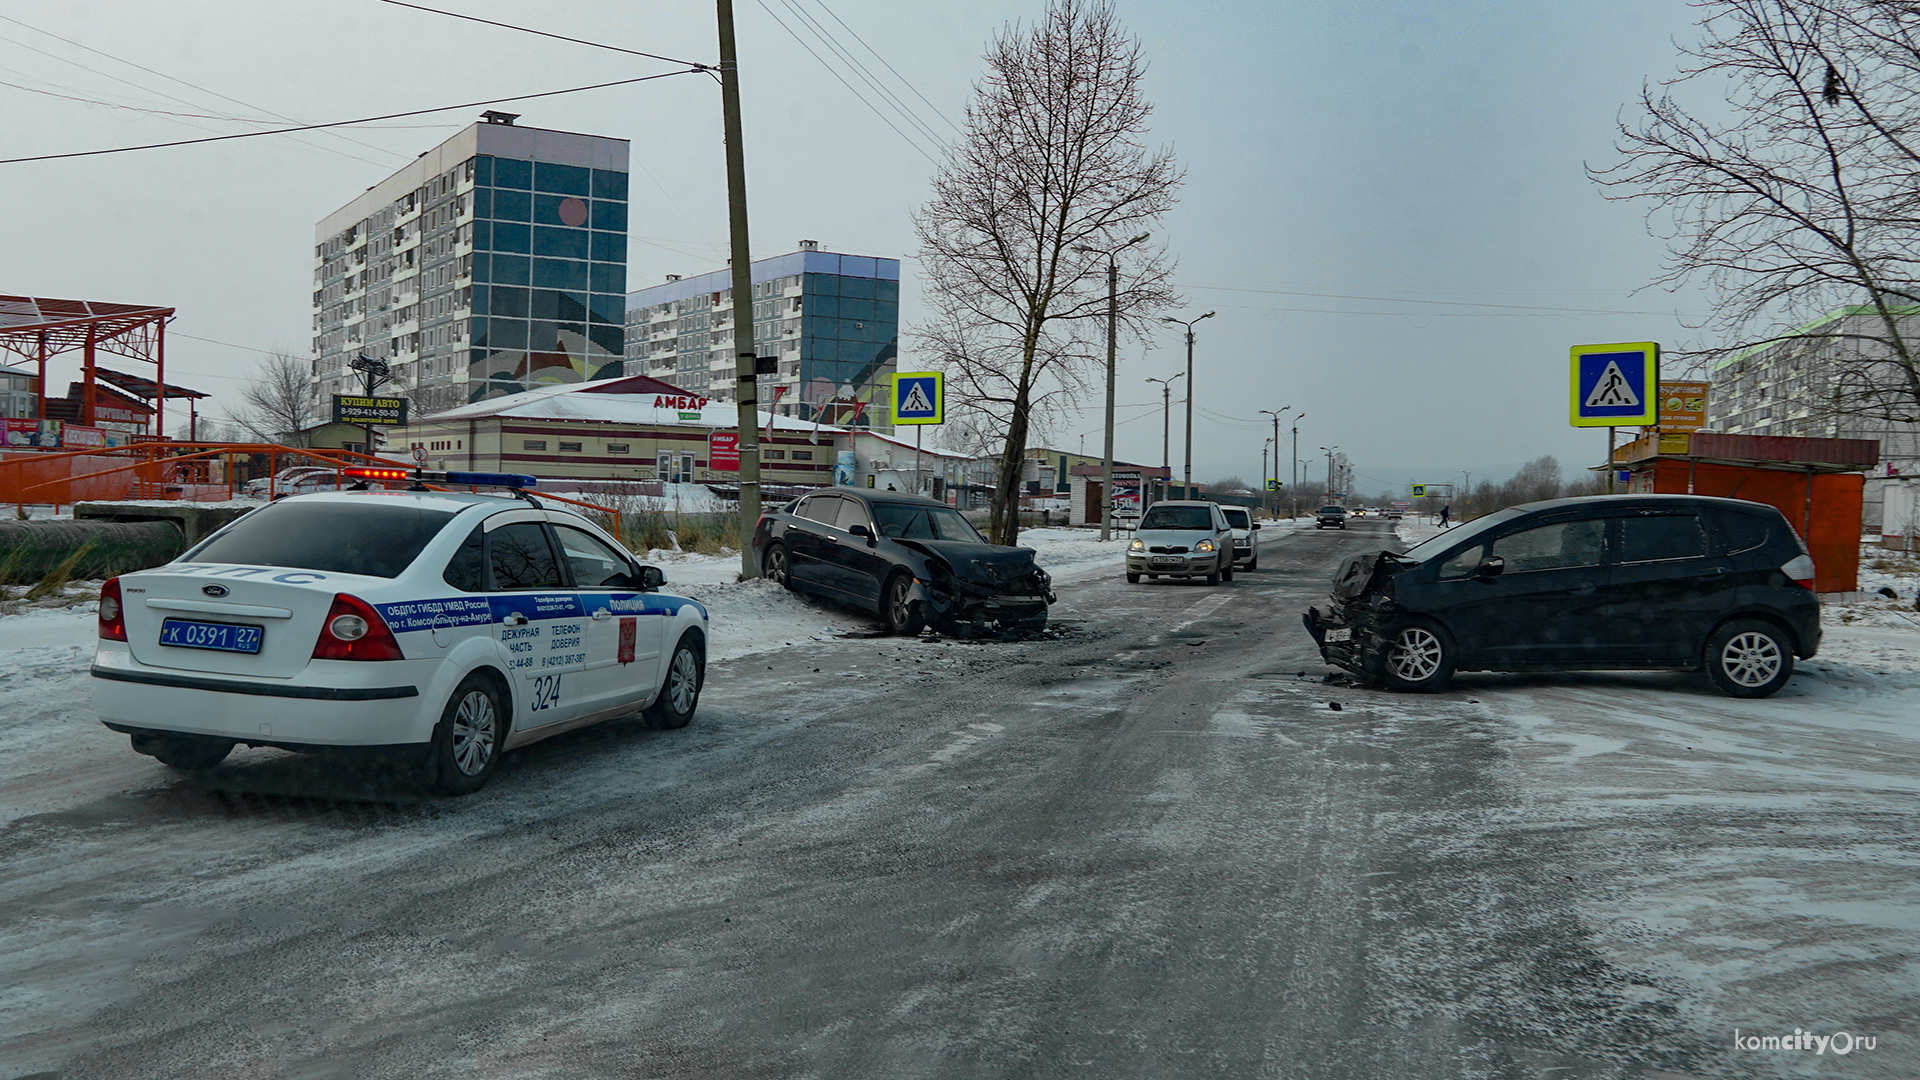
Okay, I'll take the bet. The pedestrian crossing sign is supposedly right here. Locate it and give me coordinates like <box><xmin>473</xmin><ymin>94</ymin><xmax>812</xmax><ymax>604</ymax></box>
<box><xmin>1570</xmin><ymin>342</ymin><xmax>1658</xmax><ymax>427</ymax></box>
<box><xmin>893</xmin><ymin>372</ymin><xmax>943</xmax><ymax>426</ymax></box>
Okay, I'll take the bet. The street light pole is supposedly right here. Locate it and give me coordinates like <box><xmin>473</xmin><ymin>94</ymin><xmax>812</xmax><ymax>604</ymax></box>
<box><xmin>1073</xmin><ymin>234</ymin><xmax>1149</xmax><ymax>541</ymax></box>
<box><xmin>1320</xmin><ymin>445</ymin><xmax>1340</xmax><ymax>501</ymax></box>
<box><xmin>1144</xmin><ymin>372</ymin><xmax>1182</xmax><ymax>506</ymax></box>
<box><xmin>1291</xmin><ymin>414</ymin><xmax>1303</xmax><ymax>519</ymax></box>
<box><xmin>1259</xmin><ymin>406</ymin><xmax>1289</xmax><ymax>519</ymax></box>
<box><xmin>1161</xmin><ymin>311</ymin><xmax>1215</xmax><ymax>495</ymax></box>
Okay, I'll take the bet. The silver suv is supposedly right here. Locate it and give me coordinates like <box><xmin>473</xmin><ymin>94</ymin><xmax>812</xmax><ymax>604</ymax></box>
<box><xmin>1219</xmin><ymin>505</ymin><xmax>1260</xmax><ymax>570</ymax></box>
<box><xmin>1126</xmin><ymin>501</ymin><xmax>1235</xmax><ymax>584</ymax></box>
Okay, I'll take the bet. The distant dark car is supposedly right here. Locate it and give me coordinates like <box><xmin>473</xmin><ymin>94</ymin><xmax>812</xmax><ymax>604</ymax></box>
<box><xmin>1315</xmin><ymin>505</ymin><xmax>1347</xmax><ymax>529</ymax></box>
<box><xmin>1302</xmin><ymin>494</ymin><xmax>1821</xmax><ymax>698</ymax></box>
<box><xmin>753</xmin><ymin>490</ymin><xmax>1054</xmax><ymax>635</ymax></box>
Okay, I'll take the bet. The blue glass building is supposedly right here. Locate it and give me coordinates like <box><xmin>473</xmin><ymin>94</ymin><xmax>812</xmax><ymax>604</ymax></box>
<box><xmin>624</xmin><ymin>242</ymin><xmax>900</xmax><ymax>426</ymax></box>
<box><xmin>312</xmin><ymin>114</ymin><xmax>629</xmax><ymax>414</ymax></box>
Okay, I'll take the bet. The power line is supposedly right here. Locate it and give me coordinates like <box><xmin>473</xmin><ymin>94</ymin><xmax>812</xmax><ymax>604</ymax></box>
<box><xmin>779</xmin><ymin>0</ymin><xmax>947</xmax><ymax>152</ymax></box>
<box><xmin>808</xmin><ymin>0</ymin><xmax>963</xmax><ymax>136</ymax></box>
<box><xmin>0</xmin><ymin>70</ymin><xmax>702</xmax><ymax>165</ymax></box>
<box><xmin>753</xmin><ymin>0</ymin><xmax>940</xmax><ymax>166</ymax></box>
<box><xmin>0</xmin><ymin>14</ymin><xmax>410</xmax><ymax>167</ymax></box>
<box><xmin>375</xmin><ymin>0</ymin><xmax>708</xmax><ymax>68</ymax></box>
<box><xmin>1179</xmin><ymin>280</ymin><xmax>1691</xmax><ymax>317</ymax></box>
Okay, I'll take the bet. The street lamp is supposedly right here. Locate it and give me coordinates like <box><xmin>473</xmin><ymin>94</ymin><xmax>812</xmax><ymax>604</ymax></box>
<box><xmin>1161</xmin><ymin>310</ymin><xmax>1215</xmax><ymax>493</ymax></box>
<box><xmin>1320</xmin><ymin>445</ymin><xmax>1340</xmax><ymax>503</ymax></box>
<box><xmin>1290</xmin><ymin>413</ymin><xmax>1305</xmax><ymax>518</ymax></box>
<box><xmin>1259</xmin><ymin>406</ymin><xmax>1290</xmax><ymax>519</ymax></box>
<box><xmin>1073</xmin><ymin>233</ymin><xmax>1151</xmax><ymax>541</ymax></box>
<box><xmin>1144</xmin><ymin>372</ymin><xmax>1182</xmax><ymax>505</ymax></box>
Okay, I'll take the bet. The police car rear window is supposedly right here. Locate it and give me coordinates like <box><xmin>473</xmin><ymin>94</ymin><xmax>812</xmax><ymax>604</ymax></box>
<box><xmin>185</xmin><ymin>502</ymin><xmax>458</xmax><ymax>578</ymax></box>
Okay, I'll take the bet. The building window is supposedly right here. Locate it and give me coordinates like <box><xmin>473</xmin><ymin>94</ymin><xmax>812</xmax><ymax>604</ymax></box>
<box><xmin>607</xmin><ymin>443</ymin><xmax>629</xmax><ymax>454</ymax></box>
<box><xmin>790</xmin><ymin>450</ymin><xmax>813</xmax><ymax>461</ymax></box>
<box><xmin>763</xmin><ymin>448</ymin><xmax>785</xmax><ymax>459</ymax></box>
<box><xmin>523</xmin><ymin>440</ymin><xmax>547</xmax><ymax>451</ymax></box>
<box><xmin>558</xmin><ymin>441</ymin><xmax>582</xmax><ymax>453</ymax></box>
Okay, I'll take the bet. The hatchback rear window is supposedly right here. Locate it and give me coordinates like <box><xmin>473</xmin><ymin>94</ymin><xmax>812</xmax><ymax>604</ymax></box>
<box><xmin>185</xmin><ymin>501</ymin><xmax>457</xmax><ymax>578</ymax></box>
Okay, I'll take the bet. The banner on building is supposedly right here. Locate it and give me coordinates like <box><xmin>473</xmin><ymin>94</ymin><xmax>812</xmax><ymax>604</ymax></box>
<box><xmin>707</xmin><ymin>431</ymin><xmax>740</xmax><ymax>472</ymax></box>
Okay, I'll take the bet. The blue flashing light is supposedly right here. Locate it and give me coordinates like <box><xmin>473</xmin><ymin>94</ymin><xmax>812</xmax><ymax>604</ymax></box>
<box><xmin>443</xmin><ymin>471</ymin><xmax>538</xmax><ymax>489</ymax></box>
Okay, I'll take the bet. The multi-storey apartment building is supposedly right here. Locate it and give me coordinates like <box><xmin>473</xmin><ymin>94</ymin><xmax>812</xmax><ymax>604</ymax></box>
<box><xmin>312</xmin><ymin>113</ymin><xmax>629</xmax><ymax>414</ymax></box>
<box><xmin>1707</xmin><ymin>305</ymin><xmax>1920</xmax><ymax>528</ymax></box>
<box><xmin>624</xmin><ymin>241</ymin><xmax>899</xmax><ymax>427</ymax></box>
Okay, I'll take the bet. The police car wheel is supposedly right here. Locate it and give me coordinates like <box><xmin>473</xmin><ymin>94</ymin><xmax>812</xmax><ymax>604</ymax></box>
<box><xmin>762</xmin><ymin>543</ymin><xmax>792</xmax><ymax>589</ymax></box>
<box><xmin>642</xmin><ymin>631</ymin><xmax>704</xmax><ymax>730</ymax></box>
<box><xmin>428</xmin><ymin>673</ymin><xmax>505</xmax><ymax>795</ymax></box>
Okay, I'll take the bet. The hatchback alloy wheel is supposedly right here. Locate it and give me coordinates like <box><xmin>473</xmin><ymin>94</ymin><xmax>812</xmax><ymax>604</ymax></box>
<box><xmin>1721</xmin><ymin>631</ymin><xmax>1782</xmax><ymax>687</ymax></box>
<box><xmin>1381</xmin><ymin>620</ymin><xmax>1454</xmax><ymax>692</ymax></box>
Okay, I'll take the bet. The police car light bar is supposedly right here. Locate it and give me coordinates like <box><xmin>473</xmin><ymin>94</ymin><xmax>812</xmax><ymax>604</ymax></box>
<box><xmin>422</xmin><ymin>470</ymin><xmax>539</xmax><ymax>489</ymax></box>
<box><xmin>339</xmin><ymin>466</ymin><xmax>537</xmax><ymax>489</ymax></box>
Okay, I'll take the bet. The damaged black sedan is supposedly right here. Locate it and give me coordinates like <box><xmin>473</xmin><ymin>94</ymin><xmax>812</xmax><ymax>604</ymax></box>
<box><xmin>1303</xmin><ymin>495</ymin><xmax>1822</xmax><ymax>697</ymax></box>
<box><xmin>753</xmin><ymin>490</ymin><xmax>1054</xmax><ymax>635</ymax></box>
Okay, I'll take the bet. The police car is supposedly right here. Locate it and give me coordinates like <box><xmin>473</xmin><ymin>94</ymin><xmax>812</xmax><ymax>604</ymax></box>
<box><xmin>90</xmin><ymin>470</ymin><xmax>709</xmax><ymax>795</ymax></box>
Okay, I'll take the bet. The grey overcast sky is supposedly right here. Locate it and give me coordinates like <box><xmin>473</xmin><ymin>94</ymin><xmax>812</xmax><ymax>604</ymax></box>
<box><xmin>2</xmin><ymin>0</ymin><xmax>1714</xmax><ymax>496</ymax></box>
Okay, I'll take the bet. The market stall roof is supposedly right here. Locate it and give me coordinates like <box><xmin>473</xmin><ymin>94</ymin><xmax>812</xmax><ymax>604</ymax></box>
<box><xmin>92</xmin><ymin>365</ymin><xmax>208</xmax><ymax>401</ymax></box>
<box><xmin>418</xmin><ymin>373</ymin><xmax>847</xmax><ymax>433</ymax></box>
<box><xmin>1612</xmin><ymin>431</ymin><xmax>1879</xmax><ymax>473</ymax></box>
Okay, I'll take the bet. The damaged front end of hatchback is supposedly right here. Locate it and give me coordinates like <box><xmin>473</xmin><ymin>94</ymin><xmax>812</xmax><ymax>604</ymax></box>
<box><xmin>904</xmin><ymin>540</ymin><xmax>1056</xmax><ymax>633</ymax></box>
<box><xmin>1302</xmin><ymin>550</ymin><xmax>1417</xmax><ymax>679</ymax></box>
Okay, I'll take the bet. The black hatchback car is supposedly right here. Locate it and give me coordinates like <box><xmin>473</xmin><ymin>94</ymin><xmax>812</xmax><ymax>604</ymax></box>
<box><xmin>753</xmin><ymin>490</ymin><xmax>1054</xmax><ymax>635</ymax></box>
<box><xmin>1303</xmin><ymin>495</ymin><xmax>1821</xmax><ymax>697</ymax></box>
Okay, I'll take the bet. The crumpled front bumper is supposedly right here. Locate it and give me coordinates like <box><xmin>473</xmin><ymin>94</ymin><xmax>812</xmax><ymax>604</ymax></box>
<box><xmin>909</xmin><ymin>576</ymin><xmax>1055</xmax><ymax>628</ymax></box>
<box><xmin>1302</xmin><ymin>604</ymin><xmax>1380</xmax><ymax>677</ymax></box>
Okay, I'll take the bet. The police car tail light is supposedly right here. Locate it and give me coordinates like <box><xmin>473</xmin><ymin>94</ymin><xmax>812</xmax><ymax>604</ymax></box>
<box><xmin>98</xmin><ymin>578</ymin><xmax>127</xmax><ymax>642</ymax></box>
<box><xmin>1781</xmin><ymin>553</ymin><xmax>1817</xmax><ymax>590</ymax></box>
<box><xmin>311</xmin><ymin>593</ymin><xmax>405</xmax><ymax>661</ymax></box>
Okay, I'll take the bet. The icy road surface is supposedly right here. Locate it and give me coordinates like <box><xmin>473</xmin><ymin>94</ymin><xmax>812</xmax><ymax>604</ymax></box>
<box><xmin>2</xmin><ymin>518</ymin><xmax>1916</xmax><ymax>1079</ymax></box>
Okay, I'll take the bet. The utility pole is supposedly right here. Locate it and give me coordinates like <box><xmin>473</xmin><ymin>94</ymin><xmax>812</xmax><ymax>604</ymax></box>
<box><xmin>1260</xmin><ymin>439</ymin><xmax>1269</xmax><ymax>518</ymax></box>
<box><xmin>1145</xmin><ymin>372</ymin><xmax>1182</xmax><ymax>507</ymax></box>
<box><xmin>1161</xmin><ymin>311</ymin><xmax>1215</xmax><ymax>494</ymax></box>
<box><xmin>1259</xmin><ymin>407</ymin><xmax>1288</xmax><ymax>519</ymax></box>
<box><xmin>1321</xmin><ymin>445</ymin><xmax>1340</xmax><ymax>501</ymax></box>
<box><xmin>1291</xmin><ymin>414</ymin><xmax>1303</xmax><ymax>519</ymax></box>
<box><xmin>717</xmin><ymin>0</ymin><xmax>762</xmax><ymax>580</ymax></box>
<box><xmin>1074</xmin><ymin>234</ymin><xmax>1148</xmax><ymax>541</ymax></box>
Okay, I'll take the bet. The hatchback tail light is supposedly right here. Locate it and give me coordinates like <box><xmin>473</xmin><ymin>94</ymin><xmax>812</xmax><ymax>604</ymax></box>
<box><xmin>311</xmin><ymin>593</ymin><xmax>405</xmax><ymax>661</ymax></box>
<box><xmin>1781</xmin><ymin>554</ymin><xmax>1817</xmax><ymax>590</ymax></box>
<box><xmin>98</xmin><ymin>578</ymin><xmax>127</xmax><ymax>641</ymax></box>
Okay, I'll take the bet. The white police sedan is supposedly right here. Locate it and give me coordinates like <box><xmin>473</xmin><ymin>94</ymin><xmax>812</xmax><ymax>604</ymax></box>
<box><xmin>90</xmin><ymin>472</ymin><xmax>709</xmax><ymax>794</ymax></box>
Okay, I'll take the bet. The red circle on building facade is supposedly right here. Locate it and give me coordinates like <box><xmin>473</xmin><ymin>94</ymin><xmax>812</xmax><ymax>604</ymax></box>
<box><xmin>558</xmin><ymin>197</ymin><xmax>588</xmax><ymax>227</ymax></box>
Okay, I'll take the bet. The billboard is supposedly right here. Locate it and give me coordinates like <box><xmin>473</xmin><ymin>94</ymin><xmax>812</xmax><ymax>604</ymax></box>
<box><xmin>707</xmin><ymin>430</ymin><xmax>740</xmax><ymax>472</ymax></box>
<box><xmin>332</xmin><ymin>394</ymin><xmax>409</xmax><ymax>425</ymax></box>
<box><xmin>1656</xmin><ymin>381</ymin><xmax>1709</xmax><ymax>432</ymax></box>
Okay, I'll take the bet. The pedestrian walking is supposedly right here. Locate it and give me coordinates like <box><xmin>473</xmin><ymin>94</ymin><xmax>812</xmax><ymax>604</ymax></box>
<box><xmin>1439</xmin><ymin>504</ymin><xmax>1451</xmax><ymax>527</ymax></box>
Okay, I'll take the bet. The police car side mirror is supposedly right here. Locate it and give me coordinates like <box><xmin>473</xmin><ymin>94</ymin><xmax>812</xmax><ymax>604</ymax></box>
<box><xmin>639</xmin><ymin>565</ymin><xmax>666</xmax><ymax>591</ymax></box>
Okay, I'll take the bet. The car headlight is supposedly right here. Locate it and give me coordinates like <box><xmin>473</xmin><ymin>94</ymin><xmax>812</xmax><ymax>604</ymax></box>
<box><xmin>1196</xmin><ymin>539</ymin><xmax>1215</xmax><ymax>553</ymax></box>
<box><xmin>1128</xmin><ymin>539</ymin><xmax>1145</xmax><ymax>551</ymax></box>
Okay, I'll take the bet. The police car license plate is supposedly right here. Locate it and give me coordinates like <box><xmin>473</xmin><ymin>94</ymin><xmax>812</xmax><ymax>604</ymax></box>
<box><xmin>1150</xmin><ymin>556</ymin><xmax>1183</xmax><ymax>567</ymax></box>
<box><xmin>1324</xmin><ymin>626</ymin><xmax>1352</xmax><ymax>643</ymax></box>
<box><xmin>159</xmin><ymin>618</ymin><xmax>264</xmax><ymax>654</ymax></box>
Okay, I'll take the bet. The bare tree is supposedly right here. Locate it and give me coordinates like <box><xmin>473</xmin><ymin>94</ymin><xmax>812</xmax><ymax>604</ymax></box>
<box><xmin>233</xmin><ymin>351</ymin><xmax>320</xmax><ymax>447</ymax></box>
<box><xmin>914</xmin><ymin>0</ymin><xmax>1182</xmax><ymax>544</ymax></box>
<box><xmin>1590</xmin><ymin>0</ymin><xmax>1920</xmax><ymax>424</ymax></box>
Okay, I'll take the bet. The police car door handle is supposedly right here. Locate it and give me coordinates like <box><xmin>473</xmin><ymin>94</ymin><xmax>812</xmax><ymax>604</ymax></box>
<box><xmin>590</xmin><ymin>609</ymin><xmax>613</xmax><ymax>620</ymax></box>
<box><xmin>502</xmin><ymin>613</ymin><xmax>528</xmax><ymax>626</ymax></box>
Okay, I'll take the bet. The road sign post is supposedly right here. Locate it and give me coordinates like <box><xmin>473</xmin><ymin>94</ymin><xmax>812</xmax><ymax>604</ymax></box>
<box><xmin>1571</xmin><ymin>342</ymin><xmax>1659</xmax><ymax>495</ymax></box>
<box><xmin>893</xmin><ymin>372</ymin><xmax>943</xmax><ymax>498</ymax></box>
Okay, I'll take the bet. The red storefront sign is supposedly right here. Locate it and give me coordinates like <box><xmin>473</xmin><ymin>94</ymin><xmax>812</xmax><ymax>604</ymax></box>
<box><xmin>708</xmin><ymin>430</ymin><xmax>740</xmax><ymax>472</ymax></box>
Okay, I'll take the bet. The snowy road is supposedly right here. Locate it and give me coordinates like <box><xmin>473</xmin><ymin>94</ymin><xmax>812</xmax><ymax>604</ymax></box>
<box><xmin>2</xmin><ymin>520</ymin><xmax>1917</xmax><ymax>1078</ymax></box>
